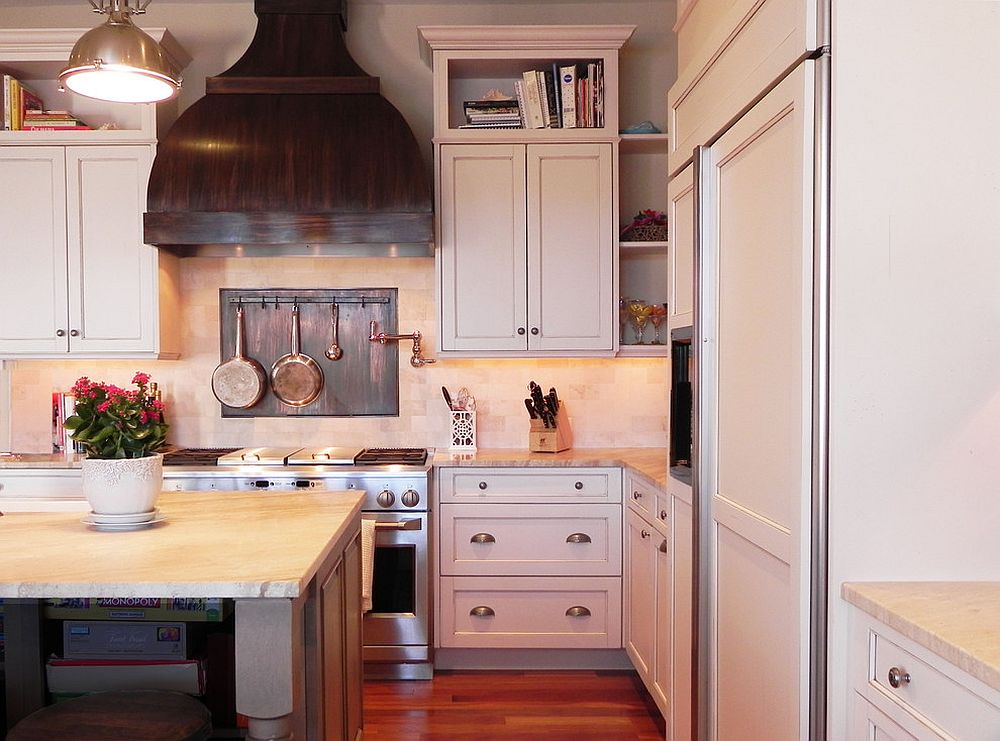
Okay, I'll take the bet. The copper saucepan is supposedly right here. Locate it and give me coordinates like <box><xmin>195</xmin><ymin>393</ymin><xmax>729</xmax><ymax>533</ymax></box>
<box><xmin>270</xmin><ymin>303</ymin><xmax>324</xmax><ymax>407</ymax></box>
<box><xmin>211</xmin><ymin>304</ymin><xmax>267</xmax><ymax>408</ymax></box>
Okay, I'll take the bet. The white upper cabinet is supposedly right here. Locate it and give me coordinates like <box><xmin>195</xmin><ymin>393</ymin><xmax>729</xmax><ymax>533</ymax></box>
<box><xmin>0</xmin><ymin>30</ymin><xmax>185</xmax><ymax>359</ymax></box>
<box><xmin>422</xmin><ymin>26</ymin><xmax>630</xmax><ymax>357</ymax></box>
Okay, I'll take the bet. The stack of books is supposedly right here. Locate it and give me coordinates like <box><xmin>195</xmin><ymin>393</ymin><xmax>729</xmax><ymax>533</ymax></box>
<box><xmin>513</xmin><ymin>60</ymin><xmax>605</xmax><ymax>130</ymax></box>
<box><xmin>2</xmin><ymin>74</ymin><xmax>44</xmax><ymax>131</ymax></box>
<box><xmin>461</xmin><ymin>99</ymin><xmax>522</xmax><ymax>129</ymax></box>
<box><xmin>21</xmin><ymin>110</ymin><xmax>92</xmax><ymax>131</ymax></box>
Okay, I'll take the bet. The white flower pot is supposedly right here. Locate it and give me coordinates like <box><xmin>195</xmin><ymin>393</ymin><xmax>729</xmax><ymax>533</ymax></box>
<box><xmin>81</xmin><ymin>453</ymin><xmax>164</xmax><ymax>515</ymax></box>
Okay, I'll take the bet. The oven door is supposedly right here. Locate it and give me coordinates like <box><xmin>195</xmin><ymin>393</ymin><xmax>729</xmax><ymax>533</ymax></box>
<box><xmin>362</xmin><ymin>512</ymin><xmax>430</xmax><ymax>663</ymax></box>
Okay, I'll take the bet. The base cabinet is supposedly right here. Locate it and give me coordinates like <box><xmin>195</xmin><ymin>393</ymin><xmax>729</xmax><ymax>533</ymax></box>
<box><xmin>436</xmin><ymin>467</ymin><xmax>622</xmax><ymax>650</ymax></box>
<box><xmin>624</xmin><ymin>482</ymin><xmax>671</xmax><ymax>720</ymax></box>
<box><xmin>0</xmin><ymin>145</ymin><xmax>178</xmax><ymax>358</ymax></box>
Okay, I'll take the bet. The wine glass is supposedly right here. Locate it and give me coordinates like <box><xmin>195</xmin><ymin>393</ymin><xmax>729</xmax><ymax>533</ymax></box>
<box><xmin>649</xmin><ymin>304</ymin><xmax>668</xmax><ymax>344</ymax></box>
<box><xmin>627</xmin><ymin>300</ymin><xmax>652</xmax><ymax>344</ymax></box>
<box><xmin>618</xmin><ymin>297</ymin><xmax>634</xmax><ymax>344</ymax></box>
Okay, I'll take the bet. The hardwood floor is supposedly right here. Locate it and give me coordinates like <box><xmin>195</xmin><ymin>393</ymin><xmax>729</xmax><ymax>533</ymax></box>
<box><xmin>363</xmin><ymin>670</ymin><xmax>665</xmax><ymax>740</ymax></box>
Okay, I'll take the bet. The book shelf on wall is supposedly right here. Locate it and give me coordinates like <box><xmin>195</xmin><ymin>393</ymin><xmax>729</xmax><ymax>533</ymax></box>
<box><xmin>0</xmin><ymin>28</ymin><xmax>190</xmax><ymax>145</ymax></box>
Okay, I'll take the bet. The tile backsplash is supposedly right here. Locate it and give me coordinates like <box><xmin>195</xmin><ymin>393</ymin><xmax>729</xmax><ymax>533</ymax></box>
<box><xmin>6</xmin><ymin>257</ymin><xmax>667</xmax><ymax>452</ymax></box>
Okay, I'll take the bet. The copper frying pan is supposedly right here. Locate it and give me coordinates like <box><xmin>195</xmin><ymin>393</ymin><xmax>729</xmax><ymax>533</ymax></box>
<box><xmin>211</xmin><ymin>304</ymin><xmax>267</xmax><ymax>408</ymax></box>
<box><xmin>270</xmin><ymin>304</ymin><xmax>324</xmax><ymax>407</ymax></box>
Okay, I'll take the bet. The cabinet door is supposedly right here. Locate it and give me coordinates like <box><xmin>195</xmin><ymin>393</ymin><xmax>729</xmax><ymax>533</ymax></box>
<box><xmin>439</xmin><ymin>144</ymin><xmax>527</xmax><ymax>351</ymax></box>
<box><xmin>0</xmin><ymin>147</ymin><xmax>68</xmax><ymax>354</ymax></box>
<box><xmin>852</xmin><ymin>694</ymin><xmax>919</xmax><ymax>741</ymax></box>
<box><xmin>671</xmin><ymin>493</ymin><xmax>694</xmax><ymax>741</ymax></box>
<box><xmin>652</xmin><ymin>528</ymin><xmax>671</xmax><ymax>717</ymax></box>
<box><xmin>625</xmin><ymin>508</ymin><xmax>656</xmax><ymax>680</ymax></box>
<box><xmin>699</xmin><ymin>63</ymin><xmax>815</xmax><ymax>740</ymax></box>
<box><xmin>526</xmin><ymin>143</ymin><xmax>614</xmax><ymax>351</ymax></box>
<box><xmin>667</xmin><ymin>163</ymin><xmax>694</xmax><ymax>328</ymax></box>
<box><xmin>65</xmin><ymin>145</ymin><xmax>158</xmax><ymax>353</ymax></box>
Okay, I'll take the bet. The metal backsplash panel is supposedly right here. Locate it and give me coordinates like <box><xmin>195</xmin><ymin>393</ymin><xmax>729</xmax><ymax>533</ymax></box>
<box><xmin>217</xmin><ymin>288</ymin><xmax>398</xmax><ymax>417</ymax></box>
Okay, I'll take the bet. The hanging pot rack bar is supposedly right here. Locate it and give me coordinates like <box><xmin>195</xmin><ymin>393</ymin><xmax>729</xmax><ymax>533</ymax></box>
<box><xmin>228</xmin><ymin>295</ymin><xmax>389</xmax><ymax>306</ymax></box>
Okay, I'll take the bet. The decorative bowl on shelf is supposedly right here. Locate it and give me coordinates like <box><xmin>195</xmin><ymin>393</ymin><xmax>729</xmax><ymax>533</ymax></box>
<box><xmin>621</xmin><ymin>209</ymin><xmax>667</xmax><ymax>241</ymax></box>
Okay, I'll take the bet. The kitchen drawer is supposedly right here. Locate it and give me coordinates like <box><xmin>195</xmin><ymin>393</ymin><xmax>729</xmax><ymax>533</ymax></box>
<box><xmin>439</xmin><ymin>503</ymin><xmax>622</xmax><ymax>576</ymax></box>
<box><xmin>626</xmin><ymin>474</ymin><xmax>659</xmax><ymax>519</ymax></box>
<box><xmin>438</xmin><ymin>467</ymin><xmax>622</xmax><ymax>504</ymax></box>
<box><xmin>868</xmin><ymin>629</ymin><xmax>1000</xmax><ymax>739</ymax></box>
<box><xmin>439</xmin><ymin>576</ymin><xmax>622</xmax><ymax>649</ymax></box>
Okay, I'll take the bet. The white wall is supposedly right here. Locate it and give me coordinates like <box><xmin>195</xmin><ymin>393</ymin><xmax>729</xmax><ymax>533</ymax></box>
<box><xmin>828</xmin><ymin>2</ymin><xmax>1000</xmax><ymax>737</ymax></box>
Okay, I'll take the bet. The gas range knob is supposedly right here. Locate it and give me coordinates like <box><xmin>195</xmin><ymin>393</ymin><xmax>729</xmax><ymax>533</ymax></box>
<box><xmin>401</xmin><ymin>489</ymin><xmax>420</xmax><ymax>508</ymax></box>
<box><xmin>376</xmin><ymin>489</ymin><xmax>395</xmax><ymax>508</ymax></box>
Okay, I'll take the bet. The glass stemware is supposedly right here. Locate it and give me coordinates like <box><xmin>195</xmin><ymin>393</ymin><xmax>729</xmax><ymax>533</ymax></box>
<box><xmin>649</xmin><ymin>313</ymin><xmax>665</xmax><ymax>344</ymax></box>
<box><xmin>627</xmin><ymin>300</ymin><xmax>652</xmax><ymax>344</ymax></box>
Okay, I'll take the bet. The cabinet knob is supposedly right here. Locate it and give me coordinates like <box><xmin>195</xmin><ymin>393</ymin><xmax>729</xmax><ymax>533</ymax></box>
<box><xmin>470</xmin><ymin>606</ymin><xmax>495</xmax><ymax>618</ymax></box>
<box><xmin>478</xmin><ymin>481</ymin><xmax>488</xmax><ymax>490</ymax></box>
<box><xmin>530</xmin><ymin>327</ymin><xmax>539</xmax><ymax>335</ymax></box>
<box><xmin>566</xmin><ymin>533</ymin><xmax>592</xmax><ymax>544</ymax></box>
<box><xmin>632</xmin><ymin>490</ymin><xmax>642</xmax><ymax>500</ymax></box>
<box><xmin>517</xmin><ymin>327</ymin><xmax>526</xmax><ymax>335</ymax></box>
<box><xmin>56</xmin><ymin>329</ymin><xmax>66</xmax><ymax>337</ymax></box>
<box><xmin>574</xmin><ymin>481</ymin><xmax>584</xmax><ymax>490</ymax></box>
<box><xmin>641</xmin><ymin>529</ymin><xmax>650</xmax><ymax>539</ymax></box>
<box><xmin>565</xmin><ymin>606</ymin><xmax>591</xmax><ymax>618</ymax></box>
<box><xmin>659</xmin><ymin>509</ymin><xmax>668</xmax><ymax>520</ymax></box>
<box><xmin>470</xmin><ymin>532</ymin><xmax>496</xmax><ymax>544</ymax></box>
<box><xmin>70</xmin><ymin>329</ymin><xmax>80</xmax><ymax>337</ymax></box>
<box><xmin>887</xmin><ymin>666</ymin><xmax>911</xmax><ymax>689</ymax></box>
<box><xmin>659</xmin><ymin>539</ymin><xmax>668</xmax><ymax>553</ymax></box>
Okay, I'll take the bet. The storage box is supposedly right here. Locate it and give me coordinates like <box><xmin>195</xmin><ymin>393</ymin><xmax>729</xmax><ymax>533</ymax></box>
<box><xmin>46</xmin><ymin>658</ymin><xmax>204</xmax><ymax>695</ymax></box>
<box><xmin>63</xmin><ymin>620</ymin><xmax>186</xmax><ymax>660</ymax></box>
<box><xmin>44</xmin><ymin>597</ymin><xmax>230</xmax><ymax>622</ymax></box>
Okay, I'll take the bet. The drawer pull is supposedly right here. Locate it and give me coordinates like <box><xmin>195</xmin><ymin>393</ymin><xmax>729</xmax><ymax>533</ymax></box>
<box><xmin>659</xmin><ymin>509</ymin><xmax>668</xmax><ymax>520</ymax></box>
<box><xmin>470</xmin><ymin>532</ymin><xmax>496</xmax><ymax>544</ymax></box>
<box><xmin>566</xmin><ymin>532</ymin><xmax>592</xmax><ymax>544</ymax></box>
<box><xmin>565</xmin><ymin>606</ymin><xmax>591</xmax><ymax>618</ymax></box>
<box><xmin>659</xmin><ymin>539</ymin><xmax>668</xmax><ymax>553</ymax></box>
<box><xmin>887</xmin><ymin>666</ymin><xmax>911</xmax><ymax>689</ymax></box>
<box><xmin>470</xmin><ymin>606</ymin><xmax>495</xmax><ymax>617</ymax></box>
<box><xmin>574</xmin><ymin>481</ymin><xmax>584</xmax><ymax>490</ymax></box>
<box><xmin>632</xmin><ymin>490</ymin><xmax>642</xmax><ymax>500</ymax></box>
<box><xmin>641</xmin><ymin>529</ymin><xmax>650</xmax><ymax>539</ymax></box>
<box><xmin>478</xmin><ymin>481</ymin><xmax>488</xmax><ymax>490</ymax></box>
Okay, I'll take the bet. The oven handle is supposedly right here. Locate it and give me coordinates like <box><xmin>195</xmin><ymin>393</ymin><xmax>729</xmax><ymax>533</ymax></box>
<box><xmin>373</xmin><ymin>518</ymin><xmax>422</xmax><ymax>531</ymax></box>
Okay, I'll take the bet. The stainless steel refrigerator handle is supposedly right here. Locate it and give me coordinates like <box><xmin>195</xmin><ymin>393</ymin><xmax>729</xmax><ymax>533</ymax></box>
<box><xmin>692</xmin><ymin>143</ymin><xmax>714</xmax><ymax>741</ymax></box>
<box><xmin>810</xmin><ymin>49</ymin><xmax>832</xmax><ymax>741</ymax></box>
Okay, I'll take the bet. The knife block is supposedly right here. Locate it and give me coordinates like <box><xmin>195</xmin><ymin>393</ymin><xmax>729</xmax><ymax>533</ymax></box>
<box><xmin>528</xmin><ymin>402</ymin><xmax>572</xmax><ymax>453</ymax></box>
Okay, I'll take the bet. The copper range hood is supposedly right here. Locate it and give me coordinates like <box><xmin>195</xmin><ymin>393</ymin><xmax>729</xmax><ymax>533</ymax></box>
<box><xmin>143</xmin><ymin>0</ymin><xmax>432</xmax><ymax>257</ymax></box>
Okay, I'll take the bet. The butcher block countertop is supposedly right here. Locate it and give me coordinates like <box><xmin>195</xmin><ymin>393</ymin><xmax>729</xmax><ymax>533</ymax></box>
<box><xmin>843</xmin><ymin>581</ymin><xmax>1000</xmax><ymax>693</ymax></box>
<box><xmin>0</xmin><ymin>490</ymin><xmax>364</xmax><ymax>599</ymax></box>
<box><xmin>432</xmin><ymin>447</ymin><xmax>669</xmax><ymax>490</ymax></box>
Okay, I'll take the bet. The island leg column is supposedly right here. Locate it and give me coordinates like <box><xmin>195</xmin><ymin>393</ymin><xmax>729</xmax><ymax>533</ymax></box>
<box><xmin>235</xmin><ymin>597</ymin><xmax>306</xmax><ymax>741</ymax></box>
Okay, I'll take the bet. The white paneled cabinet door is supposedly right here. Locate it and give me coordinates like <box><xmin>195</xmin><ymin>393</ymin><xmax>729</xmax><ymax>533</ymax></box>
<box><xmin>671</xmin><ymin>493</ymin><xmax>694</xmax><ymax>741</ymax></box>
<box><xmin>0</xmin><ymin>147</ymin><xmax>68</xmax><ymax>354</ymax></box>
<box><xmin>700</xmin><ymin>62</ymin><xmax>815</xmax><ymax>740</ymax></box>
<box><xmin>668</xmin><ymin>163</ymin><xmax>694</xmax><ymax>329</ymax></box>
<box><xmin>526</xmin><ymin>143</ymin><xmax>613</xmax><ymax>351</ymax></box>
<box><xmin>625</xmin><ymin>508</ymin><xmax>655</xmax><ymax>680</ymax></box>
<box><xmin>66</xmin><ymin>146</ymin><xmax>157</xmax><ymax>354</ymax></box>
<box><xmin>439</xmin><ymin>144</ymin><xmax>527</xmax><ymax>352</ymax></box>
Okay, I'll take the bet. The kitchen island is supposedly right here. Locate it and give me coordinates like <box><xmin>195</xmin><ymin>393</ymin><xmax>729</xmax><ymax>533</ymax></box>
<box><xmin>0</xmin><ymin>489</ymin><xmax>365</xmax><ymax>740</ymax></box>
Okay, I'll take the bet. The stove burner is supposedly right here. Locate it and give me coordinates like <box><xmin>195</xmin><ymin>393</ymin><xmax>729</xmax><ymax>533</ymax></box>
<box><xmin>162</xmin><ymin>448</ymin><xmax>240</xmax><ymax>466</ymax></box>
<box><xmin>355</xmin><ymin>447</ymin><xmax>428</xmax><ymax>465</ymax></box>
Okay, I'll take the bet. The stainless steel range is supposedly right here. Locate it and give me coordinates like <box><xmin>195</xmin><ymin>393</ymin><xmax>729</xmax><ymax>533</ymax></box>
<box><xmin>162</xmin><ymin>446</ymin><xmax>433</xmax><ymax>680</ymax></box>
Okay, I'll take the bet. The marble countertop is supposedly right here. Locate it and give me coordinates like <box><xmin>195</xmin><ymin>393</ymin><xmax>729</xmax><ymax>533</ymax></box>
<box><xmin>0</xmin><ymin>490</ymin><xmax>364</xmax><ymax>599</ymax></box>
<box><xmin>843</xmin><ymin>581</ymin><xmax>1000</xmax><ymax>693</ymax></box>
<box><xmin>2</xmin><ymin>447</ymin><xmax>671</xmax><ymax>491</ymax></box>
<box><xmin>432</xmin><ymin>447</ymin><xmax>669</xmax><ymax>490</ymax></box>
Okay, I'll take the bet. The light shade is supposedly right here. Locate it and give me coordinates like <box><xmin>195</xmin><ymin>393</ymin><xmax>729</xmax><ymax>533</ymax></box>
<box><xmin>59</xmin><ymin>9</ymin><xmax>181</xmax><ymax>104</ymax></box>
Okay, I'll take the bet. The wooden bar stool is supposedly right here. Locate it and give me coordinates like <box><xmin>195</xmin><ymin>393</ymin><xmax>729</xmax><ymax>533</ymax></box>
<box><xmin>6</xmin><ymin>689</ymin><xmax>212</xmax><ymax>740</ymax></box>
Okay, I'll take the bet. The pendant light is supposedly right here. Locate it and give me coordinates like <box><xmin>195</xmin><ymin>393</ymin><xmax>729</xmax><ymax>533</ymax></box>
<box><xmin>59</xmin><ymin>0</ymin><xmax>181</xmax><ymax>104</ymax></box>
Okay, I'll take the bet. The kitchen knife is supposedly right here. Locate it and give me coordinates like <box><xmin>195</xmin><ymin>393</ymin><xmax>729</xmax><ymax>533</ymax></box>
<box><xmin>530</xmin><ymin>386</ymin><xmax>549</xmax><ymax>426</ymax></box>
<box><xmin>545</xmin><ymin>392</ymin><xmax>559</xmax><ymax>422</ymax></box>
<box><xmin>548</xmin><ymin>386</ymin><xmax>559</xmax><ymax>408</ymax></box>
<box><xmin>524</xmin><ymin>398</ymin><xmax>537</xmax><ymax>419</ymax></box>
<box><xmin>441</xmin><ymin>386</ymin><xmax>454</xmax><ymax>410</ymax></box>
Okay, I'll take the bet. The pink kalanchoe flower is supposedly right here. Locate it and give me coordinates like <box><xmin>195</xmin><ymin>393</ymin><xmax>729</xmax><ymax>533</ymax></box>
<box><xmin>97</xmin><ymin>401</ymin><xmax>110</xmax><ymax>413</ymax></box>
<box><xmin>149</xmin><ymin>411</ymin><xmax>160</xmax><ymax>422</ymax></box>
<box><xmin>139</xmin><ymin>411</ymin><xmax>149</xmax><ymax>424</ymax></box>
<box><xmin>132</xmin><ymin>371</ymin><xmax>150</xmax><ymax>386</ymax></box>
